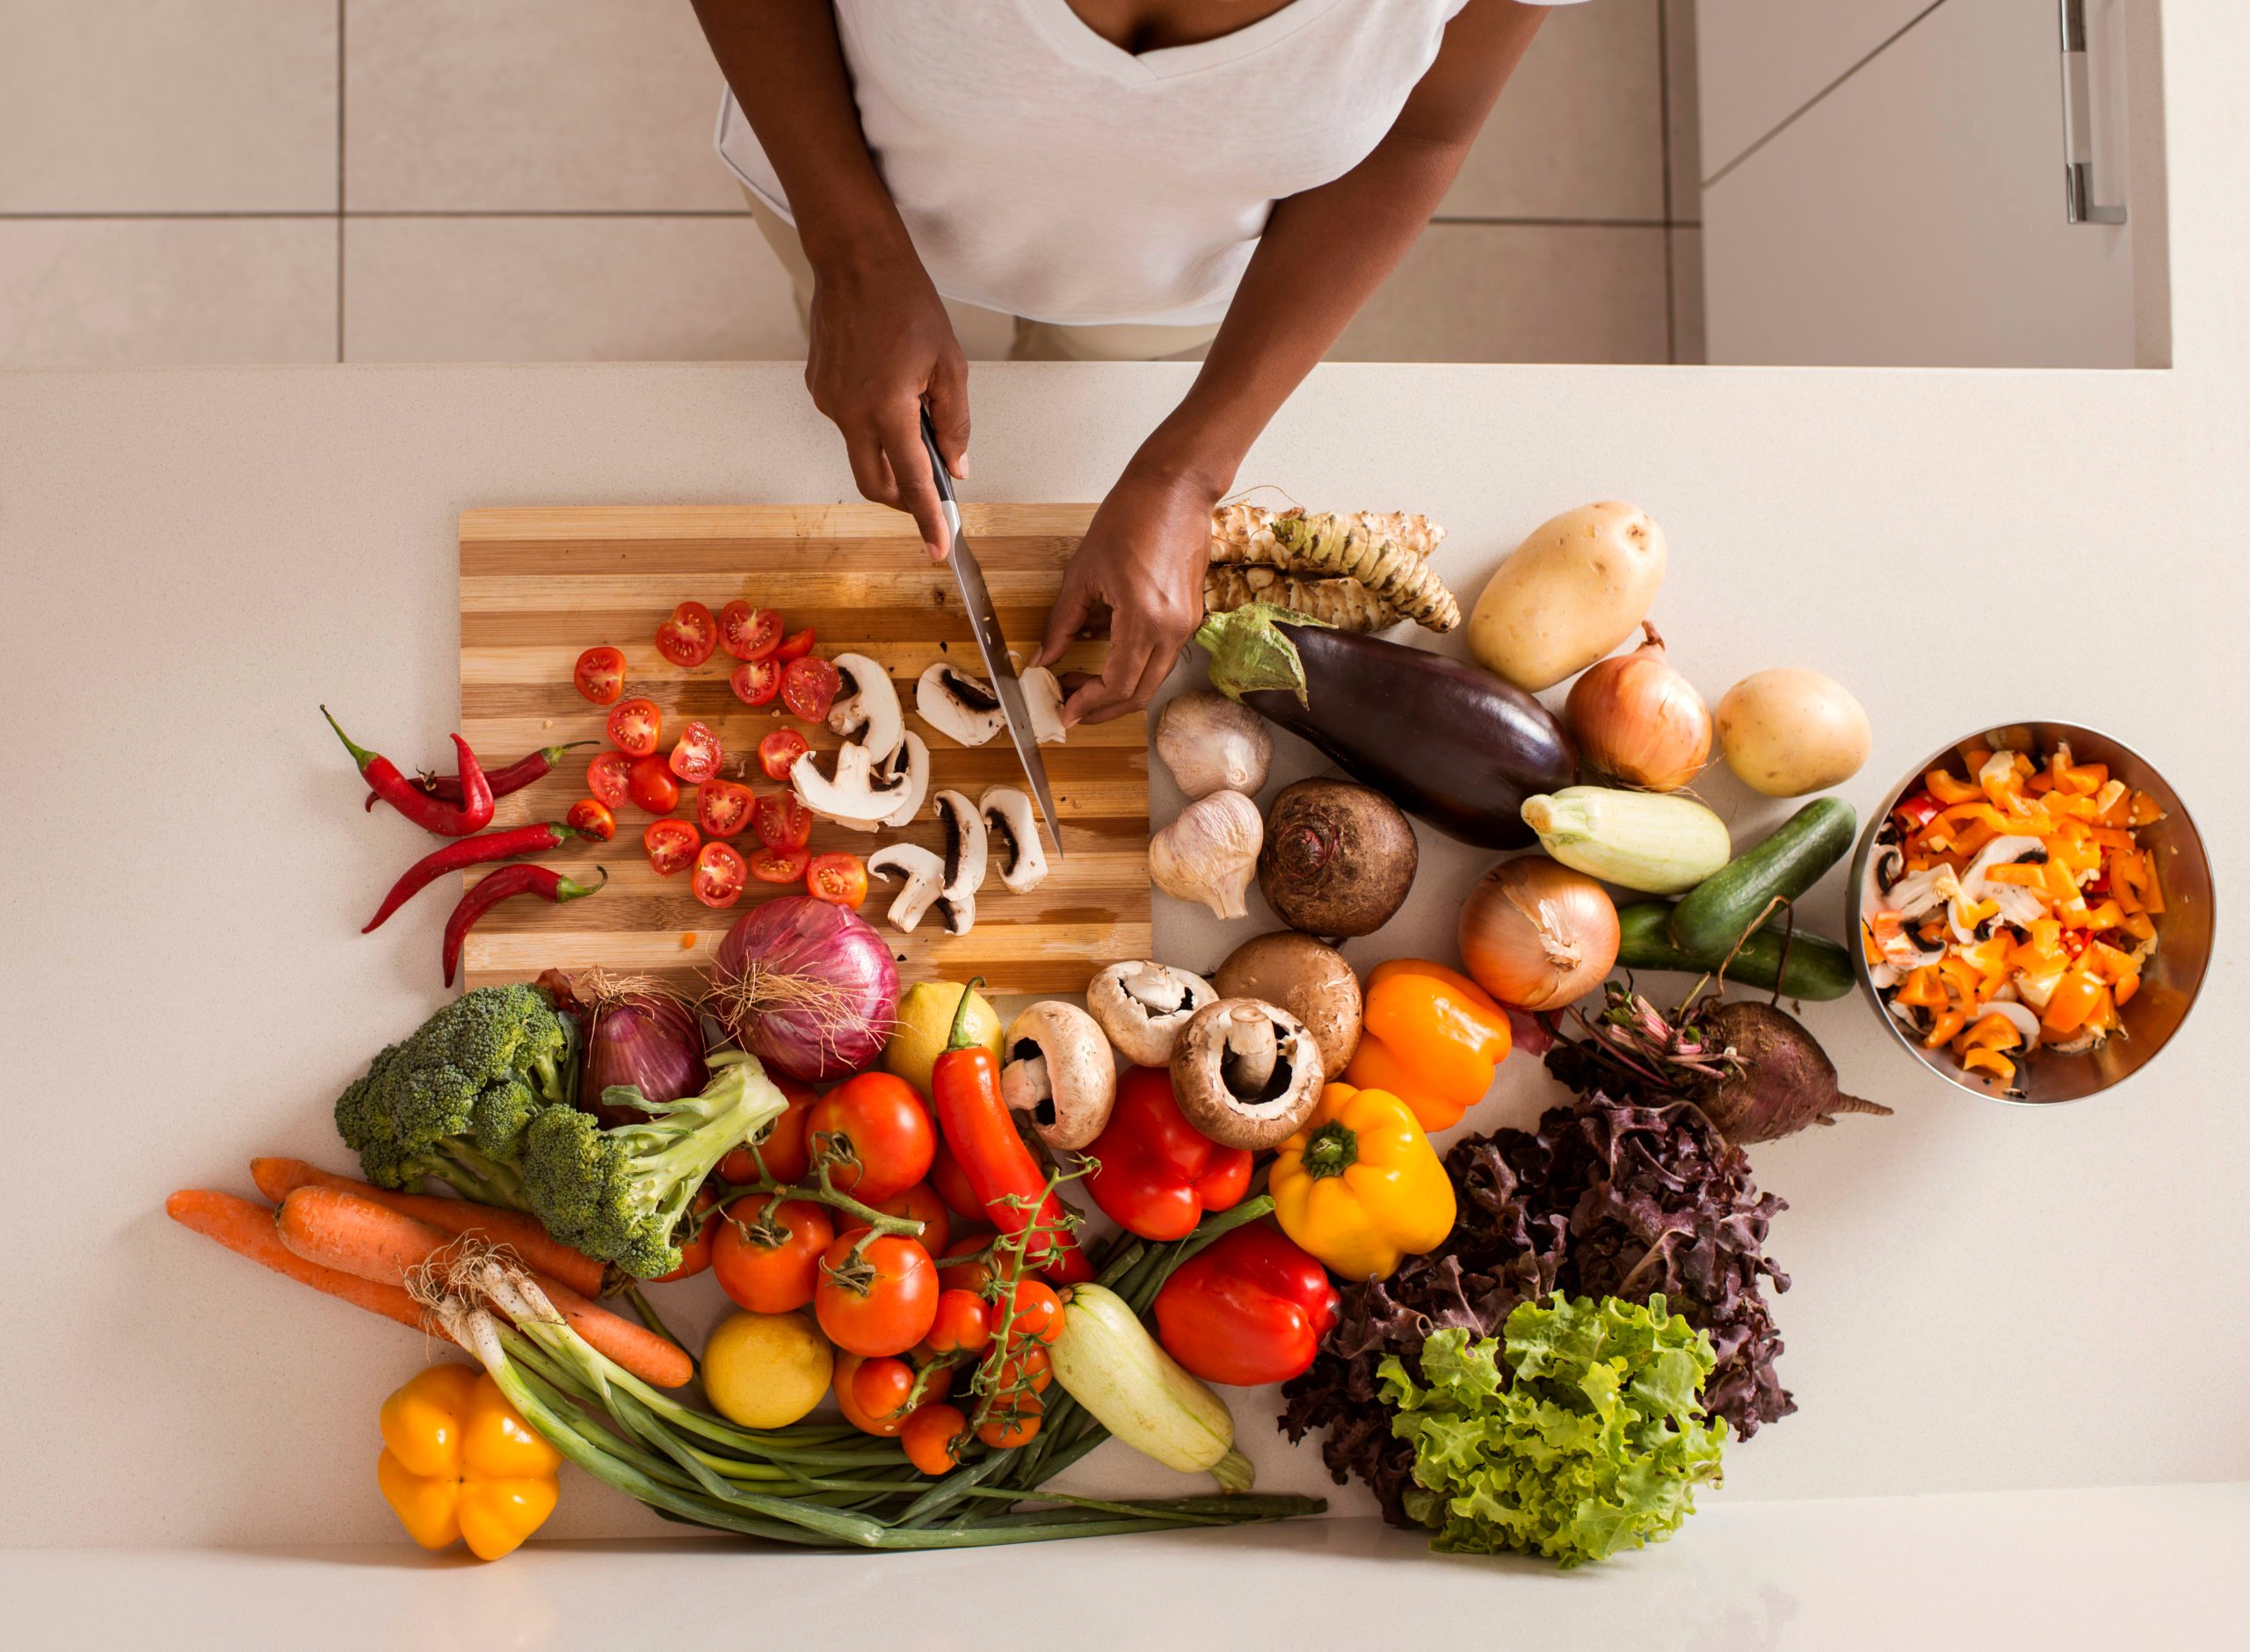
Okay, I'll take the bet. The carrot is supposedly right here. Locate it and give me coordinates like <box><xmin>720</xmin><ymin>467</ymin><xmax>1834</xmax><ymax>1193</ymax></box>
<box><xmin>275</xmin><ymin>1187</ymin><xmax>691</xmax><ymax>1388</ymax></box>
<box><xmin>250</xmin><ymin>1156</ymin><xmax>606</xmax><ymax>1296</ymax></box>
<box><xmin>165</xmin><ymin>1189</ymin><xmax>449</xmax><ymax>1344</ymax></box>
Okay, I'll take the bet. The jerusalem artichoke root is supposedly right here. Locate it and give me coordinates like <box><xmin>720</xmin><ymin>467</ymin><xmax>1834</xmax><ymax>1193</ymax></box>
<box><xmin>1207</xmin><ymin>504</ymin><xmax>1458</xmax><ymax>632</ymax></box>
<box><xmin>1203</xmin><ymin>567</ymin><xmax>1396</xmax><ymax>632</ymax></box>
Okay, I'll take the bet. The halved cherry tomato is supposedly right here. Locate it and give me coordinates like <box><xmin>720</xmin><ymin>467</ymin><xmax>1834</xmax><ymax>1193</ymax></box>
<box><xmin>774</xmin><ymin>627</ymin><xmax>817</xmax><ymax>662</ymax></box>
<box><xmin>807</xmin><ymin>851</ymin><xmax>868</xmax><ymax>911</ymax></box>
<box><xmin>752</xmin><ymin>792</ymin><xmax>812</xmax><ymax>851</ymax></box>
<box><xmin>720</xmin><ymin>602</ymin><xmax>781</xmax><ymax>661</ymax></box>
<box><xmin>693</xmin><ymin>840</ymin><xmax>748</xmax><ymax>908</ymax></box>
<box><xmin>758</xmin><ymin>728</ymin><xmax>809</xmax><ymax>782</ymax></box>
<box><xmin>748</xmin><ymin>845</ymin><xmax>810</xmax><ymax>886</ymax></box>
<box><xmin>668</xmin><ymin>720</ymin><xmax>722</xmax><ymax>784</ymax></box>
<box><xmin>697</xmin><ymin>779</ymin><xmax>754</xmax><ymax>839</ymax></box>
<box><xmin>607</xmin><ymin>698</ymin><xmax>661</xmax><ymax>757</ymax></box>
<box><xmin>656</xmin><ymin>600</ymin><xmax>718</xmax><ymax>668</ymax></box>
<box><xmin>901</xmin><ymin>1402</ymin><xmax>969</xmax><ymax>1475</ymax></box>
<box><xmin>644</xmin><ymin>818</ymin><xmax>700</xmax><ymax>876</ymax></box>
<box><xmin>730</xmin><ymin>658</ymin><xmax>781</xmax><ymax>706</ymax></box>
<box><xmin>566</xmin><ymin>798</ymin><xmax>616</xmax><ymax>842</ymax></box>
<box><xmin>718</xmin><ymin>1076</ymin><xmax>817</xmax><ymax>1185</ymax></box>
<box><xmin>780</xmin><ymin>656</ymin><xmax>841</xmax><ymax>722</ymax></box>
<box><xmin>585</xmin><ymin>752</ymin><xmax>635</xmax><ymax>810</ymax></box>
<box><xmin>925</xmin><ymin>1290</ymin><xmax>991</xmax><ymax>1357</ymax></box>
<box><xmin>627</xmin><ymin>753</ymin><xmax>679</xmax><ymax>815</ymax></box>
<box><xmin>573</xmin><ymin>645</ymin><xmax>626</xmax><ymax>706</ymax></box>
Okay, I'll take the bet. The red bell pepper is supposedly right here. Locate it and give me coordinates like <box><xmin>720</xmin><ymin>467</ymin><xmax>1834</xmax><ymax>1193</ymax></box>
<box><xmin>1085</xmin><ymin>1067</ymin><xmax>1252</xmax><ymax>1243</ymax></box>
<box><xmin>1153</xmin><ymin>1223</ymin><xmax>1339</xmax><ymax>1387</ymax></box>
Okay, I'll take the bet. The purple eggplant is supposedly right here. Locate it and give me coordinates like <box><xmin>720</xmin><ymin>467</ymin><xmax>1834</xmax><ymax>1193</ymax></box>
<box><xmin>1195</xmin><ymin>604</ymin><xmax>1576</xmax><ymax>850</ymax></box>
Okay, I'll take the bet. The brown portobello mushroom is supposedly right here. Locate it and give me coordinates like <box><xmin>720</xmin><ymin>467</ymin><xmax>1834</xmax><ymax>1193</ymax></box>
<box><xmin>1196</xmin><ymin>603</ymin><xmax>1577</xmax><ymax>850</ymax></box>
<box><xmin>1259</xmin><ymin>779</ymin><xmax>1417</xmax><ymax>938</ymax></box>
<box><xmin>1212</xmin><ymin>931</ymin><xmax>1363</xmax><ymax>1080</ymax></box>
<box><xmin>1170</xmin><ymin>998</ymin><xmax>1327</xmax><ymax>1150</ymax></box>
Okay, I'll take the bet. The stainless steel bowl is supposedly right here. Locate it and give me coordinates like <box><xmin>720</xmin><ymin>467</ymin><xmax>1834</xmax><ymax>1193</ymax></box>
<box><xmin>1846</xmin><ymin>720</ymin><xmax>2213</xmax><ymax>1105</ymax></box>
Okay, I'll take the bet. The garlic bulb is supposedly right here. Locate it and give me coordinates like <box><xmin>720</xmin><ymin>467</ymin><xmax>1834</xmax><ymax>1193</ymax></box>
<box><xmin>1155</xmin><ymin>692</ymin><xmax>1274</xmax><ymax>800</ymax></box>
<box><xmin>1148</xmin><ymin>789</ymin><xmax>1263</xmax><ymax>920</ymax></box>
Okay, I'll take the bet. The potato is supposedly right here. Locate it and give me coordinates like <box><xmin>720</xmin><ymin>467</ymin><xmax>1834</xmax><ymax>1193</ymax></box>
<box><xmin>1715</xmin><ymin>669</ymin><xmax>1871</xmax><ymax>797</ymax></box>
<box><xmin>1467</xmin><ymin>502</ymin><xmax>1666</xmax><ymax>692</ymax></box>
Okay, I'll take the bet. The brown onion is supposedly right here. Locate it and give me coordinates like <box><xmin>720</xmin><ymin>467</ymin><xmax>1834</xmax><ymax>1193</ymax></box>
<box><xmin>1564</xmin><ymin>622</ymin><xmax>1711</xmax><ymax>792</ymax></box>
<box><xmin>1457</xmin><ymin>855</ymin><xmax>1619</xmax><ymax>1010</ymax></box>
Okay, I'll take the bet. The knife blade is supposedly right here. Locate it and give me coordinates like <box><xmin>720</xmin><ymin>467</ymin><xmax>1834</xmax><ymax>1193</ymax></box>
<box><xmin>918</xmin><ymin>405</ymin><xmax>1063</xmax><ymax>856</ymax></box>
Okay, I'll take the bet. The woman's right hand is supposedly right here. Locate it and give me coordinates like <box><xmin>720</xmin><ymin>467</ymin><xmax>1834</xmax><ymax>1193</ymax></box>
<box><xmin>804</xmin><ymin>241</ymin><xmax>969</xmax><ymax>562</ymax></box>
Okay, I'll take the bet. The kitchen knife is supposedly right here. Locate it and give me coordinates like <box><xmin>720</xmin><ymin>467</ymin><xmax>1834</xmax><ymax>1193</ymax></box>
<box><xmin>918</xmin><ymin>405</ymin><xmax>1063</xmax><ymax>856</ymax></box>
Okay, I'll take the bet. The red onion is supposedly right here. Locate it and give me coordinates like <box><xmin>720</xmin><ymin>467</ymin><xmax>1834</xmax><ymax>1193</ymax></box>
<box><xmin>580</xmin><ymin>989</ymin><xmax>708</xmax><ymax>1126</ymax></box>
<box><xmin>709</xmin><ymin>896</ymin><xmax>898</xmax><ymax>1082</ymax></box>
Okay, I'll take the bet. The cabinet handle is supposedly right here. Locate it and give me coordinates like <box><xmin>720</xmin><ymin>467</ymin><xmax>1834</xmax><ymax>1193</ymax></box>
<box><xmin>2058</xmin><ymin>0</ymin><xmax>2126</xmax><ymax>224</ymax></box>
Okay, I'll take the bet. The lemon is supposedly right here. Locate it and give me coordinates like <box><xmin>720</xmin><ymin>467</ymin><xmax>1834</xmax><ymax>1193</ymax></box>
<box><xmin>883</xmin><ymin>981</ymin><xmax>1002</xmax><ymax>1098</ymax></box>
<box><xmin>702</xmin><ymin>1310</ymin><xmax>833</xmax><ymax>1429</ymax></box>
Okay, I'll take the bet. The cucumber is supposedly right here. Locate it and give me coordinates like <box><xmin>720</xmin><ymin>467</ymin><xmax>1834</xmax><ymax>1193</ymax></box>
<box><xmin>1616</xmin><ymin>902</ymin><xmax>1855</xmax><ymax>1001</ymax></box>
<box><xmin>1668</xmin><ymin>797</ymin><xmax>1857</xmax><ymax>959</ymax></box>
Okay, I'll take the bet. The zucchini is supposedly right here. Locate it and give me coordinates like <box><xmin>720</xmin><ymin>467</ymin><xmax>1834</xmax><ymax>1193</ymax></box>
<box><xmin>1616</xmin><ymin>901</ymin><xmax>1855</xmax><ymax>1001</ymax></box>
<box><xmin>1048</xmin><ymin>1284</ymin><xmax>1252</xmax><ymax>1491</ymax></box>
<box><xmin>1669</xmin><ymin>797</ymin><xmax>1857</xmax><ymax>958</ymax></box>
<box><xmin>1520</xmin><ymin>786</ymin><xmax>1731</xmax><ymax>895</ymax></box>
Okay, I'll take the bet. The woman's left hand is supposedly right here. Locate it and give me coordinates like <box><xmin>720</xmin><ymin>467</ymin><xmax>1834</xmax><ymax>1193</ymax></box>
<box><xmin>1033</xmin><ymin>460</ymin><xmax>1217</xmax><ymax>726</ymax></box>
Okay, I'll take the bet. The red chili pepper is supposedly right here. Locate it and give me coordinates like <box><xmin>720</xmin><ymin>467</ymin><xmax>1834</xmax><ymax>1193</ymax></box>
<box><xmin>1084</xmin><ymin>1066</ymin><xmax>1252</xmax><ymax>1242</ymax></box>
<box><xmin>363</xmin><ymin>739</ymin><xmax>598</xmax><ymax>812</ymax></box>
<box><xmin>929</xmin><ymin>980</ymin><xmax>1091</xmax><ymax>1283</ymax></box>
<box><xmin>441</xmin><ymin>864</ymin><xmax>607</xmax><ymax>987</ymax></box>
<box><xmin>323</xmin><ymin>706</ymin><xmax>494</xmax><ymax>837</ymax></box>
<box><xmin>1152</xmin><ymin>1223</ymin><xmax>1339</xmax><ymax>1388</ymax></box>
<box><xmin>363</xmin><ymin>821</ymin><xmax>591</xmax><ymax>934</ymax></box>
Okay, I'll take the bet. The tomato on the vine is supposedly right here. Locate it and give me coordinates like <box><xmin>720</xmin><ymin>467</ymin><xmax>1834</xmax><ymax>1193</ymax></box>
<box><xmin>566</xmin><ymin>798</ymin><xmax>616</xmax><ymax>842</ymax></box>
<box><xmin>656</xmin><ymin>600</ymin><xmax>718</xmax><ymax>668</ymax></box>
<box><xmin>851</xmin><ymin>1356</ymin><xmax>918</xmax><ymax>1428</ymax></box>
<box><xmin>995</xmin><ymin>1343</ymin><xmax>1053</xmax><ymax>1395</ymax></box>
<box><xmin>757</xmin><ymin>728</ymin><xmax>809</xmax><ymax>782</ymax></box>
<box><xmin>925</xmin><ymin>1289</ymin><xmax>991</xmax><ymax>1357</ymax></box>
<box><xmin>832</xmin><ymin>1354</ymin><xmax>907</xmax><ymax>1438</ymax></box>
<box><xmin>876</xmin><ymin>1183</ymin><xmax>952</xmax><ymax>1257</ymax></box>
<box><xmin>730</xmin><ymin>657</ymin><xmax>781</xmax><ymax>706</ymax></box>
<box><xmin>627</xmin><ymin>753</ymin><xmax>679</xmax><ymax>815</ymax></box>
<box><xmin>997</xmin><ymin>1279</ymin><xmax>1065</xmax><ymax>1347</ymax></box>
<box><xmin>747</xmin><ymin>845</ymin><xmax>809</xmax><ymax>886</ymax></box>
<box><xmin>814</xmin><ymin>1233</ymin><xmax>937</xmax><ymax>1358</ymax></box>
<box><xmin>668</xmin><ymin>720</ymin><xmax>722</xmax><ymax>784</ymax></box>
<box><xmin>774</xmin><ymin>627</ymin><xmax>817</xmax><ymax>662</ymax></box>
<box><xmin>692</xmin><ymin>840</ymin><xmax>747</xmax><ymax>908</ymax></box>
<box><xmin>587</xmin><ymin>750</ymin><xmax>635</xmax><ymax>811</ymax></box>
<box><xmin>607</xmin><ymin>699</ymin><xmax>661</xmax><ymax>757</ymax></box>
<box><xmin>711</xmin><ymin>1193</ymin><xmax>833</xmax><ymax>1315</ymax></box>
<box><xmin>650</xmin><ymin>1187</ymin><xmax>718</xmax><ymax>1284</ymax></box>
<box><xmin>697</xmin><ymin>779</ymin><xmax>754</xmax><ymax>839</ymax></box>
<box><xmin>718</xmin><ymin>1076</ymin><xmax>817</xmax><ymax>1185</ymax></box>
<box><xmin>807</xmin><ymin>851</ymin><xmax>868</xmax><ymax>910</ymax></box>
<box><xmin>752</xmin><ymin>792</ymin><xmax>812</xmax><ymax>851</ymax></box>
<box><xmin>573</xmin><ymin>645</ymin><xmax>626</xmax><ymax>706</ymax></box>
<box><xmin>643</xmin><ymin>818</ymin><xmax>700</xmax><ymax>877</ymax></box>
<box><xmin>780</xmin><ymin>656</ymin><xmax>841</xmax><ymax>722</ymax></box>
<box><xmin>901</xmin><ymin>1402</ymin><xmax>969</xmax><ymax>1475</ymax></box>
<box><xmin>807</xmin><ymin>1073</ymin><xmax>934</xmax><ymax>1203</ymax></box>
<box><xmin>976</xmin><ymin>1394</ymin><xmax>1042</xmax><ymax>1449</ymax></box>
<box><xmin>938</xmin><ymin>1231</ymin><xmax>1003</xmax><ymax>1297</ymax></box>
<box><xmin>720</xmin><ymin>601</ymin><xmax>781</xmax><ymax>661</ymax></box>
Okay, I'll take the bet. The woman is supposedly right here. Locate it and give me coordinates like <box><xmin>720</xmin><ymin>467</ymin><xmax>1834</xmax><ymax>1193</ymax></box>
<box><xmin>694</xmin><ymin>1</ymin><xmax>1573</xmax><ymax>724</ymax></box>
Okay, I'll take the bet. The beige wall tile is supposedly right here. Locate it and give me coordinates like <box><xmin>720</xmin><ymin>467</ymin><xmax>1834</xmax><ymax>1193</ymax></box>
<box><xmin>1670</xmin><ymin>224</ymin><xmax>1706</xmax><ymax>362</ymax></box>
<box><xmin>343</xmin><ymin>215</ymin><xmax>801</xmax><ymax>361</ymax></box>
<box><xmin>1445</xmin><ymin>0</ymin><xmax>1665</xmax><ymax>221</ymax></box>
<box><xmin>0</xmin><ymin>219</ymin><xmax>335</xmax><ymax>365</ymax></box>
<box><xmin>346</xmin><ymin>0</ymin><xmax>739</xmax><ymax>211</ymax></box>
<box><xmin>1329</xmin><ymin>223</ymin><xmax>1668</xmax><ymax>363</ymax></box>
<box><xmin>0</xmin><ymin>0</ymin><xmax>337</xmax><ymax>212</ymax></box>
<box><xmin>1665</xmin><ymin>0</ymin><xmax>1702</xmax><ymax>220</ymax></box>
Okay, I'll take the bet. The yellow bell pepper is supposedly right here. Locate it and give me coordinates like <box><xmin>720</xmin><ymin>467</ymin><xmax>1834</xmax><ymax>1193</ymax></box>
<box><xmin>1271</xmin><ymin>1083</ymin><xmax>1455</xmax><ymax>1282</ymax></box>
<box><xmin>1342</xmin><ymin>959</ymin><xmax>1512</xmax><ymax>1132</ymax></box>
<box><xmin>378</xmin><ymin>1364</ymin><xmax>560</xmax><ymax>1561</ymax></box>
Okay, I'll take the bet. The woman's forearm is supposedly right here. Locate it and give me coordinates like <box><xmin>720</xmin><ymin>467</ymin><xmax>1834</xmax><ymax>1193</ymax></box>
<box><xmin>689</xmin><ymin>0</ymin><xmax>908</xmax><ymax>270</ymax></box>
<box><xmin>1138</xmin><ymin>0</ymin><xmax>1550</xmax><ymax>490</ymax></box>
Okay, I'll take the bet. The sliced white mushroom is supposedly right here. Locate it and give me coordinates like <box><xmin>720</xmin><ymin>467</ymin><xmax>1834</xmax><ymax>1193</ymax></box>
<box><xmin>979</xmin><ymin>786</ymin><xmax>1049</xmax><ymax>894</ymax></box>
<box><xmin>1086</xmin><ymin>961</ymin><xmax>1217</xmax><ymax>1068</ymax></box>
<box><xmin>934</xmin><ymin>790</ymin><xmax>989</xmax><ymax>900</ymax></box>
<box><xmin>917</xmin><ymin>663</ymin><xmax>1005</xmax><ymax>748</ymax></box>
<box><xmin>1957</xmin><ymin>836</ymin><xmax>2050</xmax><ymax>929</ymax></box>
<box><xmin>874</xmin><ymin>733</ymin><xmax>931</xmax><ymax>830</ymax></box>
<box><xmin>999</xmin><ymin>1002</ymin><xmax>1116</xmax><ymax>1150</ymax></box>
<box><xmin>827</xmin><ymin>654</ymin><xmax>904</xmax><ymax>764</ymax></box>
<box><xmin>867</xmin><ymin>844</ymin><xmax>946</xmax><ymax>933</ymax></box>
<box><xmin>790</xmin><ymin>743</ymin><xmax>912</xmax><ymax>832</ymax></box>
<box><xmin>1020</xmin><ymin>665</ymin><xmax>1067</xmax><ymax>746</ymax></box>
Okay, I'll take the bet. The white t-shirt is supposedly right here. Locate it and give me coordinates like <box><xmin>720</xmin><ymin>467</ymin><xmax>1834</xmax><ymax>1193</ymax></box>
<box><xmin>717</xmin><ymin>0</ymin><xmax>1586</xmax><ymax>328</ymax></box>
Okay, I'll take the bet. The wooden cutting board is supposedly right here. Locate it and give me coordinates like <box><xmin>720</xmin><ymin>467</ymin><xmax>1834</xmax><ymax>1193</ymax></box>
<box><xmin>457</xmin><ymin>504</ymin><xmax>1150</xmax><ymax>994</ymax></box>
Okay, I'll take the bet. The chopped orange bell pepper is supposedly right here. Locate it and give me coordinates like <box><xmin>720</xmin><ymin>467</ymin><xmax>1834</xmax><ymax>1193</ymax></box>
<box><xmin>1926</xmin><ymin>767</ymin><xmax>1983</xmax><ymax>807</ymax></box>
<box><xmin>1343</xmin><ymin>959</ymin><xmax>1512</xmax><ymax>1133</ymax></box>
<box><xmin>1962</xmin><ymin>1047</ymin><xmax>2017</xmax><ymax>1085</ymax></box>
<box><xmin>1896</xmin><ymin>966</ymin><xmax>1949</xmax><ymax>1009</ymax></box>
<box><xmin>2040</xmin><ymin>968</ymin><xmax>2105</xmax><ymax>1039</ymax></box>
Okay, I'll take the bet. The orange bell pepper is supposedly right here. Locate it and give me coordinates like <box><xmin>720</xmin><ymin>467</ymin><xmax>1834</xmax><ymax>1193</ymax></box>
<box><xmin>377</xmin><ymin>1363</ymin><xmax>560</xmax><ymax>1561</ymax></box>
<box><xmin>1344</xmin><ymin>960</ymin><xmax>1511</xmax><ymax>1133</ymax></box>
<box><xmin>1926</xmin><ymin>766</ymin><xmax>1983</xmax><ymax>807</ymax></box>
<box><xmin>2040</xmin><ymin>967</ymin><xmax>2105</xmax><ymax>1039</ymax></box>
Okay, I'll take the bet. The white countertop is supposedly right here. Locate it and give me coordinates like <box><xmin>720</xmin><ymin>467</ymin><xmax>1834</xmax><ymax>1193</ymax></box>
<box><xmin>4</xmin><ymin>0</ymin><xmax>2246</xmax><ymax>1632</ymax></box>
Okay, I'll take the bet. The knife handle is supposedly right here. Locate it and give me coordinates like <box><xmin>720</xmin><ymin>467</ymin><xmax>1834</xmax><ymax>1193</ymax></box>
<box><xmin>918</xmin><ymin>403</ymin><xmax>959</xmax><ymax>511</ymax></box>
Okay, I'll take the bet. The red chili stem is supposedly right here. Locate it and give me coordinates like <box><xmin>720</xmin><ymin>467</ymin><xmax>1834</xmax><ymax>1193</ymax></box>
<box><xmin>324</xmin><ymin>706</ymin><xmax>494</xmax><ymax>836</ymax></box>
<box><xmin>362</xmin><ymin>740</ymin><xmax>598</xmax><ymax>811</ymax></box>
<box><xmin>363</xmin><ymin>821</ymin><xmax>588</xmax><ymax>934</ymax></box>
<box><xmin>441</xmin><ymin>864</ymin><xmax>607</xmax><ymax>987</ymax></box>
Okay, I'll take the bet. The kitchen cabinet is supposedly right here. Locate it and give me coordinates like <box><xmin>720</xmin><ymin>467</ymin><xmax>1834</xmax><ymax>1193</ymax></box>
<box><xmin>1698</xmin><ymin>0</ymin><xmax>2164</xmax><ymax>367</ymax></box>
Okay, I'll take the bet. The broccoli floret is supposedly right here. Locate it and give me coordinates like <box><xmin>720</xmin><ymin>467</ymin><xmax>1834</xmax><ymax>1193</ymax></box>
<box><xmin>333</xmin><ymin>983</ymin><xmax>577</xmax><ymax>1206</ymax></box>
<box><xmin>521</xmin><ymin>1050</ymin><xmax>788</xmax><ymax>1279</ymax></box>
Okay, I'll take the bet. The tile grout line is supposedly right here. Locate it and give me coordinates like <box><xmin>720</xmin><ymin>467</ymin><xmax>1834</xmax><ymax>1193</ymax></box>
<box><xmin>1658</xmin><ymin>0</ymin><xmax>1676</xmax><ymax>365</ymax></box>
<box><xmin>0</xmin><ymin>211</ymin><xmax>1704</xmax><ymax>225</ymax></box>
